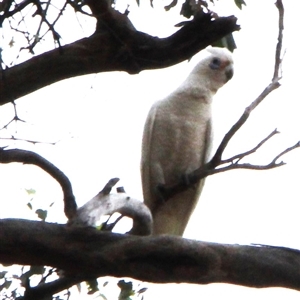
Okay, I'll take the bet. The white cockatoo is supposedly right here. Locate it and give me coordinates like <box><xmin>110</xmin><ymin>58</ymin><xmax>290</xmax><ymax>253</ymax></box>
<box><xmin>141</xmin><ymin>47</ymin><xmax>234</xmax><ymax>236</ymax></box>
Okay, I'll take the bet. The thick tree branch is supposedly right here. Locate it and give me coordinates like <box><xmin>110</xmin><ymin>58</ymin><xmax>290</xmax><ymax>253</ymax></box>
<box><xmin>0</xmin><ymin>5</ymin><xmax>239</xmax><ymax>104</ymax></box>
<box><xmin>0</xmin><ymin>148</ymin><xmax>77</xmax><ymax>219</ymax></box>
<box><xmin>1</xmin><ymin>219</ymin><xmax>300</xmax><ymax>291</ymax></box>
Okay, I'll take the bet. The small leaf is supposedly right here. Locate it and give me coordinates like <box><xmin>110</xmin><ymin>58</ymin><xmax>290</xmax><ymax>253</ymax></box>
<box><xmin>103</xmin><ymin>281</ymin><xmax>109</xmax><ymax>287</ymax></box>
<box><xmin>87</xmin><ymin>279</ymin><xmax>99</xmax><ymax>295</ymax></box>
<box><xmin>137</xmin><ymin>287</ymin><xmax>148</xmax><ymax>294</ymax></box>
<box><xmin>27</xmin><ymin>202</ymin><xmax>33</xmax><ymax>210</ymax></box>
<box><xmin>35</xmin><ymin>209</ymin><xmax>47</xmax><ymax>221</ymax></box>
<box><xmin>164</xmin><ymin>0</ymin><xmax>178</xmax><ymax>11</ymax></box>
<box><xmin>8</xmin><ymin>38</ymin><xmax>14</xmax><ymax>48</ymax></box>
<box><xmin>30</xmin><ymin>265</ymin><xmax>45</xmax><ymax>275</ymax></box>
<box><xmin>234</xmin><ymin>0</ymin><xmax>246</xmax><ymax>9</ymax></box>
<box><xmin>180</xmin><ymin>0</ymin><xmax>193</xmax><ymax>18</ymax></box>
<box><xmin>0</xmin><ymin>271</ymin><xmax>7</xmax><ymax>279</ymax></box>
<box><xmin>25</xmin><ymin>188</ymin><xmax>36</xmax><ymax>195</ymax></box>
<box><xmin>211</xmin><ymin>33</ymin><xmax>237</xmax><ymax>52</ymax></box>
<box><xmin>118</xmin><ymin>280</ymin><xmax>135</xmax><ymax>300</ymax></box>
<box><xmin>0</xmin><ymin>279</ymin><xmax>12</xmax><ymax>291</ymax></box>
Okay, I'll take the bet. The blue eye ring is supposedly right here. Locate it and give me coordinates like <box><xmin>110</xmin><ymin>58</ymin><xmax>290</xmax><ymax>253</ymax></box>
<box><xmin>209</xmin><ymin>57</ymin><xmax>221</xmax><ymax>70</ymax></box>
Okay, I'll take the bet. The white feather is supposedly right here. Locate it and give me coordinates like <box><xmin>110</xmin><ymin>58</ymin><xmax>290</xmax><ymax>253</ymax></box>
<box><xmin>141</xmin><ymin>47</ymin><xmax>234</xmax><ymax>236</ymax></box>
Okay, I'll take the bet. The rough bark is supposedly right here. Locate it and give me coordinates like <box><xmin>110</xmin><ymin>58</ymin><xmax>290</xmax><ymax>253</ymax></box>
<box><xmin>1</xmin><ymin>219</ymin><xmax>300</xmax><ymax>291</ymax></box>
<box><xmin>0</xmin><ymin>4</ymin><xmax>239</xmax><ymax>105</ymax></box>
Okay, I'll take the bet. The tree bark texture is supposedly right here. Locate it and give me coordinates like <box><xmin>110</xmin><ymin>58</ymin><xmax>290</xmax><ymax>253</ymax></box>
<box><xmin>1</xmin><ymin>219</ymin><xmax>300</xmax><ymax>291</ymax></box>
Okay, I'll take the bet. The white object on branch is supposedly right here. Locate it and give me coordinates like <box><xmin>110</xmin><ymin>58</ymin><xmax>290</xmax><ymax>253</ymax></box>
<box><xmin>141</xmin><ymin>47</ymin><xmax>234</xmax><ymax>236</ymax></box>
<box><xmin>71</xmin><ymin>178</ymin><xmax>153</xmax><ymax>236</ymax></box>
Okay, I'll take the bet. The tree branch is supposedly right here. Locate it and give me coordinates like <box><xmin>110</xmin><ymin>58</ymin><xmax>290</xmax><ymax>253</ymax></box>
<box><xmin>22</xmin><ymin>276</ymin><xmax>81</xmax><ymax>300</ymax></box>
<box><xmin>273</xmin><ymin>0</ymin><xmax>284</xmax><ymax>81</ymax></box>
<box><xmin>0</xmin><ymin>148</ymin><xmax>77</xmax><ymax>219</ymax></box>
<box><xmin>158</xmin><ymin>0</ymin><xmax>298</xmax><ymax>201</ymax></box>
<box><xmin>0</xmin><ymin>148</ymin><xmax>152</xmax><ymax>234</ymax></box>
<box><xmin>220</xmin><ymin>129</ymin><xmax>279</xmax><ymax>164</ymax></box>
<box><xmin>70</xmin><ymin>178</ymin><xmax>153</xmax><ymax>236</ymax></box>
<box><xmin>1</xmin><ymin>219</ymin><xmax>300</xmax><ymax>291</ymax></box>
<box><xmin>0</xmin><ymin>4</ymin><xmax>239</xmax><ymax>104</ymax></box>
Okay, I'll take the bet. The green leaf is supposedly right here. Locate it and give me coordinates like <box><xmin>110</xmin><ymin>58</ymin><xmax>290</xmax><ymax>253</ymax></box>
<box><xmin>118</xmin><ymin>280</ymin><xmax>135</xmax><ymax>300</ymax></box>
<box><xmin>25</xmin><ymin>188</ymin><xmax>36</xmax><ymax>195</ymax></box>
<box><xmin>234</xmin><ymin>0</ymin><xmax>246</xmax><ymax>9</ymax></box>
<box><xmin>211</xmin><ymin>33</ymin><xmax>237</xmax><ymax>52</ymax></box>
<box><xmin>35</xmin><ymin>209</ymin><xmax>47</xmax><ymax>221</ymax></box>
<box><xmin>86</xmin><ymin>278</ymin><xmax>99</xmax><ymax>295</ymax></box>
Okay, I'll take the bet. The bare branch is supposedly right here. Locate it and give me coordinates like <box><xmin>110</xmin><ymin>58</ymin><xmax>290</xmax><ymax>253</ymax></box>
<box><xmin>272</xmin><ymin>141</ymin><xmax>300</xmax><ymax>164</ymax></box>
<box><xmin>100</xmin><ymin>177</ymin><xmax>121</xmax><ymax>195</ymax></box>
<box><xmin>220</xmin><ymin>129</ymin><xmax>279</xmax><ymax>165</ymax></box>
<box><xmin>273</xmin><ymin>0</ymin><xmax>284</xmax><ymax>81</ymax></box>
<box><xmin>158</xmin><ymin>0</ymin><xmax>295</xmax><ymax>201</ymax></box>
<box><xmin>0</xmin><ymin>148</ymin><xmax>77</xmax><ymax>219</ymax></box>
<box><xmin>71</xmin><ymin>178</ymin><xmax>153</xmax><ymax>236</ymax></box>
<box><xmin>210</xmin><ymin>80</ymin><xmax>281</xmax><ymax>169</ymax></box>
<box><xmin>210</xmin><ymin>0</ymin><xmax>284</xmax><ymax>168</ymax></box>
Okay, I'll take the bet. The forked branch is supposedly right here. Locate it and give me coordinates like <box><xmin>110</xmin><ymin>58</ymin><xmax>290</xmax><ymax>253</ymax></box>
<box><xmin>159</xmin><ymin>0</ymin><xmax>300</xmax><ymax>200</ymax></box>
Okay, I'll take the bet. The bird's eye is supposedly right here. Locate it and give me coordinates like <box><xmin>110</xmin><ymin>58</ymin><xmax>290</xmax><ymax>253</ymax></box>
<box><xmin>209</xmin><ymin>57</ymin><xmax>221</xmax><ymax>70</ymax></box>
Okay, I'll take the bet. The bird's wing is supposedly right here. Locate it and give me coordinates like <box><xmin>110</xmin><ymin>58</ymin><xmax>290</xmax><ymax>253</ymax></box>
<box><xmin>202</xmin><ymin>117</ymin><xmax>213</xmax><ymax>164</ymax></box>
<box><xmin>149</xmin><ymin>118</ymin><xmax>213</xmax><ymax>236</ymax></box>
<box><xmin>141</xmin><ymin>105</ymin><xmax>159</xmax><ymax>212</ymax></box>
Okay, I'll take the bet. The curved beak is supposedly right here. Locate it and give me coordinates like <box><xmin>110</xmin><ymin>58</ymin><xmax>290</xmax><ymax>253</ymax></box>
<box><xmin>225</xmin><ymin>65</ymin><xmax>234</xmax><ymax>82</ymax></box>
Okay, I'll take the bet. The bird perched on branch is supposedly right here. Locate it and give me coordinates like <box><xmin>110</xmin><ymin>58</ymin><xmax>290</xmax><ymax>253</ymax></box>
<box><xmin>141</xmin><ymin>47</ymin><xmax>234</xmax><ymax>236</ymax></box>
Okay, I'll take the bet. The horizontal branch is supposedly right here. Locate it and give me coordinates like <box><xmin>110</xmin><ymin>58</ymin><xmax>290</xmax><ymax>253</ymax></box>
<box><xmin>0</xmin><ymin>5</ymin><xmax>239</xmax><ymax>104</ymax></box>
<box><xmin>0</xmin><ymin>148</ymin><xmax>77</xmax><ymax>219</ymax></box>
<box><xmin>1</xmin><ymin>219</ymin><xmax>300</xmax><ymax>291</ymax></box>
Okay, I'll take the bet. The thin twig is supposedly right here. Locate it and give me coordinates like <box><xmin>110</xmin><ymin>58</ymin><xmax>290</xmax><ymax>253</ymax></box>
<box><xmin>210</xmin><ymin>1</ymin><xmax>285</xmax><ymax>168</ymax></box>
<box><xmin>272</xmin><ymin>141</ymin><xmax>300</xmax><ymax>164</ymax></box>
<box><xmin>273</xmin><ymin>0</ymin><xmax>284</xmax><ymax>81</ymax></box>
<box><xmin>220</xmin><ymin>129</ymin><xmax>279</xmax><ymax>165</ymax></box>
<box><xmin>210</xmin><ymin>81</ymin><xmax>281</xmax><ymax>168</ymax></box>
<box><xmin>160</xmin><ymin>0</ymin><xmax>296</xmax><ymax>201</ymax></box>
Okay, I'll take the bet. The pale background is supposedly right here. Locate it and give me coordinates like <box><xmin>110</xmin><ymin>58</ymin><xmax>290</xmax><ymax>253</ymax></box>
<box><xmin>1</xmin><ymin>0</ymin><xmax>300</xmax><ymax>299</ymax></box>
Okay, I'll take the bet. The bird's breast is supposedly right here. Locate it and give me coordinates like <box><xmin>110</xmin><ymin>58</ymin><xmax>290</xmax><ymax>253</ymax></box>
<box><xmin>152</xmin><ymin>102</ymin><xmax>211</xmax><ymax>184</ymax></box>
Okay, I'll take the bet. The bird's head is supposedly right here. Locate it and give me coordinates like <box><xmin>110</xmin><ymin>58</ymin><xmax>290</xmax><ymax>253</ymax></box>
<box><xmin>191</xmin><ymin>47</ymin><xmax>234</xmax><ymax>93</ymax></box>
